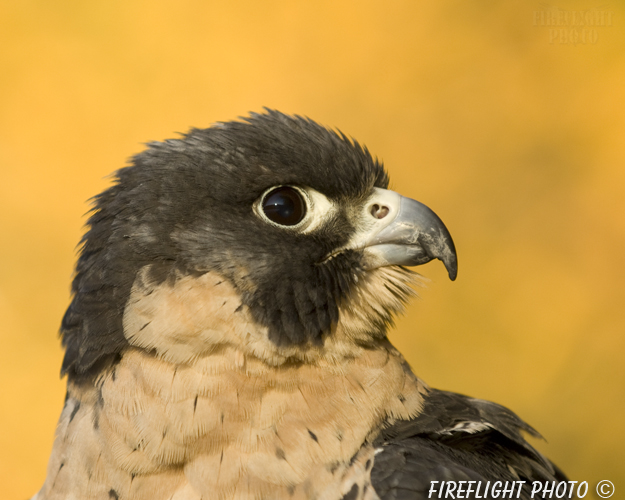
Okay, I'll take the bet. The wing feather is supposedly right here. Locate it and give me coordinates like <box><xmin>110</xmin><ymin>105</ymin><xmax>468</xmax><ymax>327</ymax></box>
<box><xmin>370</xmin><ymin>389</ymin><xmax>567</xmax><ymax>500</ymax></box>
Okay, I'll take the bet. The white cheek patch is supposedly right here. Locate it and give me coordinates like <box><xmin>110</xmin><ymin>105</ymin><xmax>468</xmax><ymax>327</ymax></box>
<box><xmin>301</xmin><ymin>187</ymin><xmax>338</xmax><ymax>233</ymax></box>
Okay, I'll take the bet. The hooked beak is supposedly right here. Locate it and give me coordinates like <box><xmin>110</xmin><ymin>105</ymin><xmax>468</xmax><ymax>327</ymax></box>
<box><xmin>348</xmin><ymin>188</ymin><xmax>458</xmax><ymax>280</ymax></box>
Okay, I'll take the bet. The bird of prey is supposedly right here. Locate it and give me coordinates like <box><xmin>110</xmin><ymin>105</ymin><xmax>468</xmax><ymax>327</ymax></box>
<box><xmin>33</xmin><ymin>110</ymin><xmax>565</xmax><ymax>500</ymax></box>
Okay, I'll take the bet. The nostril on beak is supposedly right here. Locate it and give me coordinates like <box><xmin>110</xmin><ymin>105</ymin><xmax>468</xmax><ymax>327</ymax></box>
<box><xmin>371</xmin><ymin>203</ymin><xmax>390</xmax><ymax>220</ymax></box>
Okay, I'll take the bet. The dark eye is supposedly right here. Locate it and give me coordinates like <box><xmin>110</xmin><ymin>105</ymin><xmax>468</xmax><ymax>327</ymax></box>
<box><xmin>261</xmin><ymin>186</ymin><xmax>306</xmax><ymax>226</ymax></box>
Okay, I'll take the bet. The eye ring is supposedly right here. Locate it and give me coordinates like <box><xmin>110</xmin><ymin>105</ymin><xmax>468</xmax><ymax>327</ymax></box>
<box><xmin>258</xmin><ymin>185</ymin><xmax>308</xmax><ymax>227</ymax></box>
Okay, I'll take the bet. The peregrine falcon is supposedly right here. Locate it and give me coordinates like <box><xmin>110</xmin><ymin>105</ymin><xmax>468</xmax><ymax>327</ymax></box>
<box><xmin>33</xmin><ymin>110</ymin><xmax>566</xmax><ymax>500</ymax></box>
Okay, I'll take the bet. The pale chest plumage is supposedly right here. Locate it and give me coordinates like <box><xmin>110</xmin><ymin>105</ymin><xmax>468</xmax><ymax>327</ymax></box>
<box><xmin>34</xmin><ymin>268</ymin><xmax>425</xmax><ymax>500</ymax></box>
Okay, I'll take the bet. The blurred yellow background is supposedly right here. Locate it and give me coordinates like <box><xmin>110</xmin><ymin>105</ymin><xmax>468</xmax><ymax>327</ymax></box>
<box><xmin>1</xmin><ymin>1</ymin><xmax>624</xmax><ymax>497</ymax></box>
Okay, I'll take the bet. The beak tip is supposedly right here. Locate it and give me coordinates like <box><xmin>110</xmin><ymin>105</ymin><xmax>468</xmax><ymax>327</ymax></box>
<box><xmin>444</xmin><ymin>258</ymin><xmax>458</xmax><ymax>281</ymax></box>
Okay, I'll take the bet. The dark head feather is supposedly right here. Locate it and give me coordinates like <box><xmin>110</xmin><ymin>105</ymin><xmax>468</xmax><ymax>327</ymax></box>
<box><xmin>61</xmin><ymin>110</ymin><xmax>389</xmax><ymax>381</ymax></box>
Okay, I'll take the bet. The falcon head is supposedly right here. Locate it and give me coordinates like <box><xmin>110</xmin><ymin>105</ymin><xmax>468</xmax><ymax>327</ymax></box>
<box><xmin>61</xmin><ymin>110</ymin><xmax>457</xmax><ymax>381</ymax></box>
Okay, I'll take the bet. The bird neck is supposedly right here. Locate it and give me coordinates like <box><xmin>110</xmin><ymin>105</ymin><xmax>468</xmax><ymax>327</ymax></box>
<box><xmin>121</xmin><ymin>264</ymin><xmax>419</xmax><ymax>367</ymax></box>
<box><xmin>38</xmin><ymin>266</ymin><xmax>427</xmax><ymax>499</ymax></box>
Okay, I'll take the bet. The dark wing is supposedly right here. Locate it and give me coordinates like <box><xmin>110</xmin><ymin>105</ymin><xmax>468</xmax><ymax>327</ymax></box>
<box><xmin>371</xmin><ymin>389</ymin><xmax>567</xmax><ymax>500</ymax></box>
